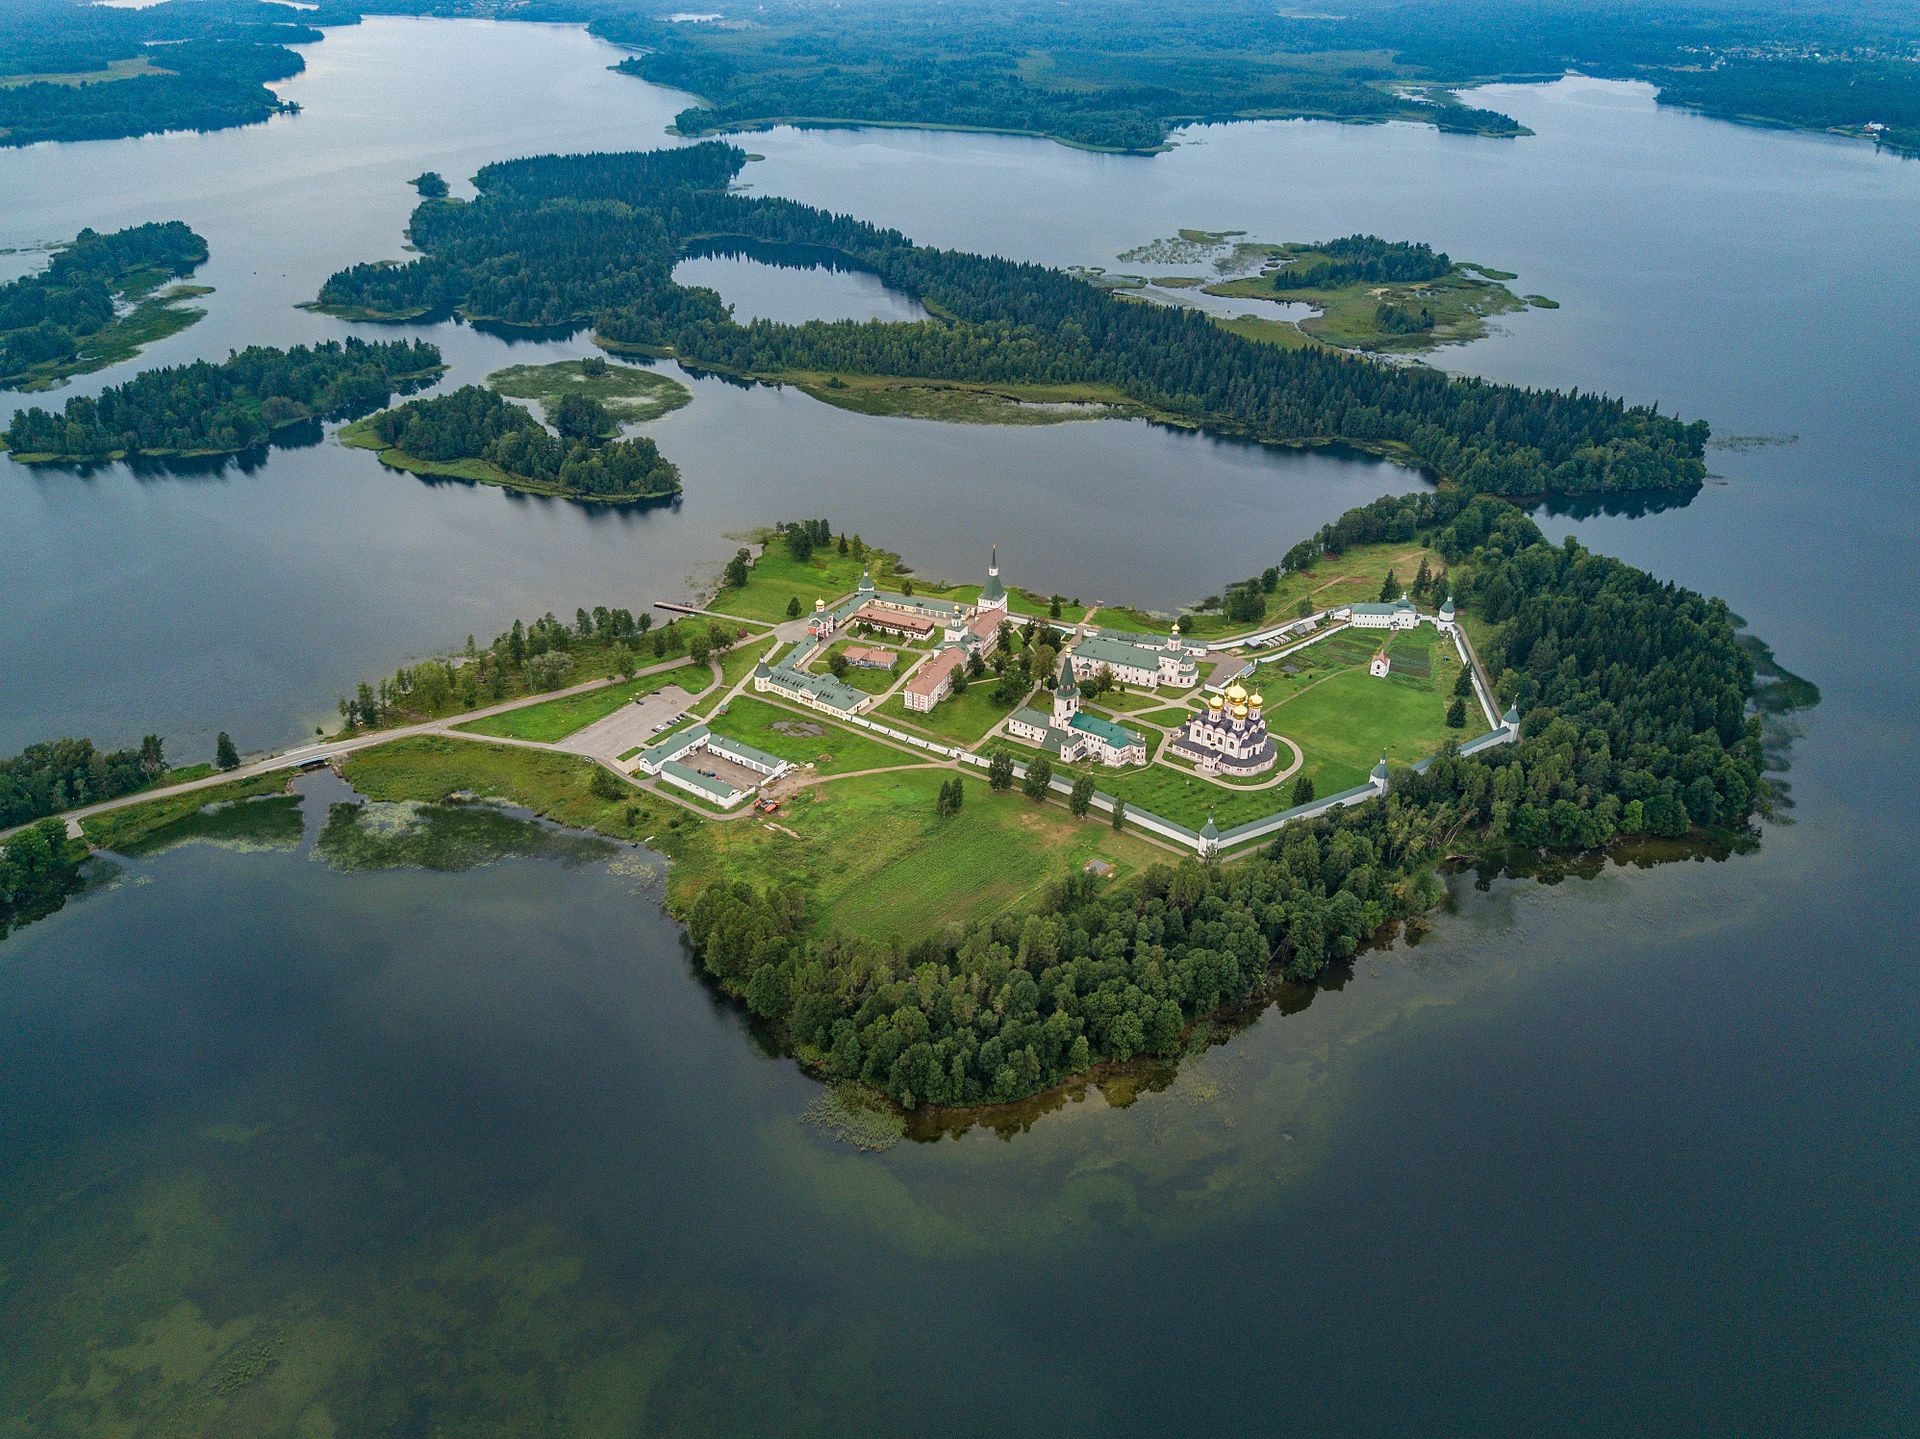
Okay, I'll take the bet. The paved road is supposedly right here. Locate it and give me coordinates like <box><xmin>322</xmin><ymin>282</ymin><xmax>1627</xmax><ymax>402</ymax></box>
<box><xmin>2</xmin><ymin>652</ymin><xmax>723</xmax><ymax>846</ymax></box>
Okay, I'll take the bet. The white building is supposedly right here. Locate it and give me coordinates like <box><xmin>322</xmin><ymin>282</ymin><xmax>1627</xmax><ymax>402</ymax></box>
<box><xmin>1345</xmin><ymin>596</ymin><xmax>1419</xmax><ymax>630</ymax></box>
<box><xmin>1369</xmin><ymin>649</ymin><xmax>1392</xmax><ymax>678</ymax></box>
<box><xmin>1005</xmin><ymin>658</ymin><xmax>1147</xmax><ymax>767</ymax></box>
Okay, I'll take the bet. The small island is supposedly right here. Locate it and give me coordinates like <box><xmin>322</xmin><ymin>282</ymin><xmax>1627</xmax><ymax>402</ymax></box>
<box><xmin>485</xmin><ymin>357</ymin><xmax>691</xmax><ymax>429</ymax></box>
<box><xmin>341</xmin><ymin>383</ymin><xmax>682</xmax><ymax>503</ymax></box>
<box><xmin>410</xmin><ymin>170</ymin><xmax>450</xmax><ymax>198</ymax></box>
<box><xmin>0</xmin><ymin>221</ymin><xmax>211</xmax><ymax>391</ymax></box>
<box><xmin>1</xmin><ymin>337</ymin><xmax>444</xmax><ymax>462</ymax></box>
<box><xmin>1112</xmin><ymin>229</ymin><xmax>1552</xmax><ymax>354</ymax></box>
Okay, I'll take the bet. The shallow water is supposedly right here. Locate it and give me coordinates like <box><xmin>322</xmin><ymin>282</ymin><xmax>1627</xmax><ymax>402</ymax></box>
<box><xmin>1</xmin><ymin>17</ymin><xmax>1917</xmax><ymax>1436</ymax></box>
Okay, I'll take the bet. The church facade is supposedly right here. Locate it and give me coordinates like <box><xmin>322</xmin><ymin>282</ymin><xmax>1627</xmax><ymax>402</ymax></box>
<box><xmin>1166</xmin><ymin>680</ymin><xmax>1278</xmax><ymax>776</ymax></box>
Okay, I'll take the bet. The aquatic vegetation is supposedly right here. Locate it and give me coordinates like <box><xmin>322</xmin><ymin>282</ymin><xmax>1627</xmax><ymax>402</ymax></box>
<box><xmin>314</xmin><ymin>799</ymin><xmax>619</xmax><ymax>874</ymax></box>
<box><xmin>801</xmin><ymin>1083</ymin><xmax>906</xmax><ymax>1151</ymax></box>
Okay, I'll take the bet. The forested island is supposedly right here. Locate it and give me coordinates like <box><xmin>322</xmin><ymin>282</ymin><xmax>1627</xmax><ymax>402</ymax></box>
<box><xmin>0</xmin><ymin>221</ymin><xmax>210</xmax><ymax>390</ymax></box>
<box><xmin>342</xmin><ymin>384</ymin><xmax>681</xmax><ymax>503</ymax></box>
<box><xmin>1</xmin><ymin>337</ymin><xmax>442</xmax><ymax>461</ymax></box>
<box><xmin>314</xmin><ymin>144</ymin><xmax>1704</xmax><ymax>499</ymax></box>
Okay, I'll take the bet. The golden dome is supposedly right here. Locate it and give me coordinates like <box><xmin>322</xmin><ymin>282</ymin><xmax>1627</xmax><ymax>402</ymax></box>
<box><xmin>1231</xmin><ymin>703</ymin><xmax>1248</xmax><ymax>720</ymax></box>
<box><xmin>1226</xmin><ymin>681</ymin><xmax>1248</xmax><ymax>703</ymax></box>
<box><xmin>1207</xmin><ymin>693</ymin><xmax>1225</xmax><ymax>711</ymax></box>
<box><xmin>1250</xmin><ymin>693</ymin><xmax>1264</xmax><ymax>708</ymax></box>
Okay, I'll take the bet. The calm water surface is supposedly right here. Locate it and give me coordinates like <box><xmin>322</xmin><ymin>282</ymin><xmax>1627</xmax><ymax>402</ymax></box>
<box><xmin>1</xmin><ymin>18</ymin><xmax>1916</xmax><ymax>1436</ymax></box>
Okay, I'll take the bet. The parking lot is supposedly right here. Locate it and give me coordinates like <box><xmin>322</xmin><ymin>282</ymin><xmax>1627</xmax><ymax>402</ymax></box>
<box><xmin>558</xmin><ymin>683</ymin><xmax>699</xmax><ymax>766</ymax></box>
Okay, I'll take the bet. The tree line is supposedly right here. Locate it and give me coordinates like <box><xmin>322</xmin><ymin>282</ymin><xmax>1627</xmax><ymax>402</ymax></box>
<box><xmin>0</xmin><ymin>221</ymin><xmax>207</xmax><ymax>387</ymax></box>
<box><xmin>314</xmin><ymin>144</ymin><xmax>1709</xmax><ymax>500</ymax></box>
<box><xmin>3</xmin><ymin>337</ymin><xmax>442</xmax><ymax>460</ymax></box>
<box><xmin>1</xmin><ymin>734</ymin><xmax>165</xmax><ymax>830</ymax></box>
<box><xmin>367</xmin><ymin>385</ymin><xmax>680</xmax><ymax>501</ymax></box>
<box><xmin>1267</xmin><ymin>235</ymin><xmax>1451</xmax><ymax>291</ymax></box>
<box><xmin>675</xmin><ymin>486</ymin><xmax>1765</xmax><ymax>1110</ymax></box>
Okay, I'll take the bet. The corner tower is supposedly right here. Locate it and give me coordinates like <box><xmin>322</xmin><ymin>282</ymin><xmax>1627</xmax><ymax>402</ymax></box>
<box><xmin>1052</xmin><ymin>654</ymin><xmax>1080</xmax><ymax>724</ymax></box>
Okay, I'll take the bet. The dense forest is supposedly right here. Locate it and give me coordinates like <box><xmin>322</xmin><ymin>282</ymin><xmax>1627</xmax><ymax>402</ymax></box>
<box><xmin>0</xmin><ymin>734</ymin><xmax>165</xmax><ymax>830</ymax></box>
<box><xmin>0</xmin><ymin>221</ymin><xmax>208</xmax><ymax>389</ymax></box>
<box><xmin>0</xmin><ymin>818</ymin><xmax>84</xmax><ymax>939</ymax></box>
<box><xmin>566</xmin><ymin>0</ymin><xmax>1920</xmax><ymax>155</ymax></box>
<box><xmin>0</xmin><ymin>33</ymin><xmax>306</xmax><ymax>148</ymax></box>
<box><xmin>5</xmin><ymin>0</ymin><xmax>1913</xmax><ymax>156</ymax></box>
<box><xmin>317</xmin><ymin>145</ymin><xmax>1707</xmax><ymax>499</ymax></box>
<box><xmin>681</xmin><ymin>488</ymin><xmax>1763</xmax><ymax>1109</ymax></box>
<box><xmin>1268</xmin><ymin>235</ymin><xmax>1452</xmax><ymax>291</ymax></box>
<box><xmin>366</xmin><ymin>385</ymin><xmax>681</xmax><ymax>501</ymax></box>
<box><xmin>2</xmin><ymin>337</ymin><xmax>441</xmax><ymax>460</ymax></box>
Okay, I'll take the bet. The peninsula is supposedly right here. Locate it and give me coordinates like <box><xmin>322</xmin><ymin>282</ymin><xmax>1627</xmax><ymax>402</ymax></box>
<box><xmin>6</xmin><ymin>490</ymin><xmax>1765</xmax><ymax>1114</ymax></box>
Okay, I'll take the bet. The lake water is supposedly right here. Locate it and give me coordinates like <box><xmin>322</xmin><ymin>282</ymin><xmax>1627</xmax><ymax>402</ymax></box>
<box><xmin>1</xmin><ymin>18</ymin><xmax>1917</xmax><ymax>1436</ymax></box>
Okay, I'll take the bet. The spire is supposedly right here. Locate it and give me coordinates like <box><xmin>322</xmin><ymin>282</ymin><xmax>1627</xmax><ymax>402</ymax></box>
<box><xmin>1055</xmin><ymin>654</ymin><xmax>1077</xmax><ymax>697</ymax></box>
<box><xmin>981</xmin><ymin>543</ymin><xmax>1006</xmax><ymax>605</ymax></box>
<box><xmin>859</xmin><ymin>567</ymin><xmax>874</xmax><ymax>594</ymax></box>
<box><xmin>1370</xmin><ymin>752</ymin><xmax>1390</xmax><ymax>784</ymax></box>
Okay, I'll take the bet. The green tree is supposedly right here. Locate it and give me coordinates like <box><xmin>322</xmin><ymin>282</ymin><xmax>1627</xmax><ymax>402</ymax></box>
<box><xmin>987</xmin><ymin>750</ymin><xmax>1014</xmax><ymax>791</ymax></box>
<box><xmin>590</xmin><ymin>766</ymin><xmax>626</xmax><ymax>800</ymax></box>
<box><xmin>1111</xmin><ymin>797</ymin><xmax>1126</xmax><ymax>830</ymax></box>
<box><xmin>1454</xmin><ymin>665</ymin><xmax>1475</xmax><ymax>697</ymax></box>
<box><xmin>786</xmin><ymin>595</ymin><xmax>802</xmax><ymax>619</ymax></box>
<box><xmin>1068</xmin><ymin>774</ymin><xmax>1095</xmax><ymax>817</ymax></box>
<box><xmin>723</xmin><ymin>548</ymin><xmax>751</xmax><ymax>589</ymax></box>
<box><xmin>1379</xmin><ymin>568</ymin><xmax>1399</xmax><ymax>603</ymax></box>
<box><xmin>1446</xmin><ymin>695</ymin><xmax>1468</xmax><ymax>728</ymax></box>
<box><xmin>1022</xmin><ymin>756</ymin><xmax>1053</xmax><ymax>800</ymax></box>
<box><xmin>1291</xmin><ymin>774</ymin><xmax>1315</xmax><ymax>807</ymax></box>
<box><xmin>214</xmin><ymin>731</ymin><xmax>239</xmax><ymax>771</ymax></box>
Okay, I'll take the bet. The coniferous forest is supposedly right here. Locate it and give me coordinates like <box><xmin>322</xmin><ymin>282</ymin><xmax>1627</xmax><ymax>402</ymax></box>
<box><xmin>2</xmin><ymin>338</ymin><xmax>442</xmax><ymax>460</ymax></box>
<box><xmin>0</xmin><ymin>221</ymin><xmax>208</xmax><ymax>389</ymax></box>
<box><xmin>316</xmin><ymin>144</ymin><xmax>1709</xmax><ymax>499</ymax></box>
<box><xmin>681</xmin><ymin>488</ymin><xmax>1762</xmax><ymax>1109</ymax></box>
<box><xmin>366</xmin><ymin>385</ymin><xmax>681</xmax><ymax>501</ymax></box>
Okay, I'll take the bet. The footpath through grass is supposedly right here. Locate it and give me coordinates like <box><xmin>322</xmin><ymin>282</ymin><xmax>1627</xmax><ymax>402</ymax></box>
<box><xmin>453</xmin><ymin>660</ymin><xmax>710</xmax><ymax>742</ymax></box>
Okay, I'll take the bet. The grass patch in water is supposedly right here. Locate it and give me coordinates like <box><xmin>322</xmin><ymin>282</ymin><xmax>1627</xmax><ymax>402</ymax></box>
<box><xmin>83</xmin><ymin>775</ymin><xmax>300</xmax><ymax>857</ymax></box>
<box><xmin>314</xmin><ymin>799</ymin><xmax>618</xmax><ymax>874</ymax></box>
<box><xmin>801</xmin><ymin>1083</ymin><xmax>905</xmax><ymax>1152</ymax></box>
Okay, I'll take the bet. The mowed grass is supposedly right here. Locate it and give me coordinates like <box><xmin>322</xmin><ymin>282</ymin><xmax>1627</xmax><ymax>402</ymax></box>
<box><xmin>670</xmin><ymin>769</ymin><xmax>1170</xmax><ymax>941</ymax></box>
<box><xmin>453</xmin><ymin>661</ymin><xmax>708</xmax><ymax>742</ymax></box>
<box><xmin>875</xmin><ymin>680</ymin><xmax>1030</xmax><ymax>747</ymax></box>
<box><xmin>1268</xmin><ymin>665</ymin><xmax>1456</xmax><ymax>795</ymax></box>
<box><xmin>711</xmin><ymin>546</ymin><xmax>886</xmax><ymax>622</ymax></box>
<box><xmin>705</xmin><ymin>695</ymin><xmax>915</xmax><ymax>774</ymax></box>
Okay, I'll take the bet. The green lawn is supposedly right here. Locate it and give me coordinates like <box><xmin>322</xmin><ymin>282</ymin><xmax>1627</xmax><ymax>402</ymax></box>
<box><xmin>712</xmin><ymin>545</ymin><xmax>893</xmax><ymax>622</ymax></box>
<box><xmin>703</xmin><ymin>695</ymin><xmax>916</xmax><ymax>774</ymax></box>
<box><xmin>1266</xmin><ymin>665</ymin><xmax>1457</xmax><ymax>796</ymax></box>
<box><xmin>691</xmin><ymin>639</ymin><xmax>784</xmax><ymax>717</ymax></box>
<box><xmin>874</xmin><ymin>679</ymin><xmax>1031</xmax><ymax>747</ymax></box>
<box><xmin>670</xmin><ymin>768</ymin><xmax>1170</xmax><ymax>942</ymax></box>
<box><xmin>453</xmin><ymin>661</ymin><xmax>708</xmax><ymax>742</ymax></box>
<box><xmin>82</xmin><ymin>773</ymin><xmax>297</xmax><ymax>855</ymax></box>
<box><xmin>813</xmin><ymin>638</ymin><xmax>904</xmax><ymax>694</ymax></box>
<box><xmin>1201</xmin><ymin>258</ymin><xmax>1529</xmax><ymax>354</ymax></box>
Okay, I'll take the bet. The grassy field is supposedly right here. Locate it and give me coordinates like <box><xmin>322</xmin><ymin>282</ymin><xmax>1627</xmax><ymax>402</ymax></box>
<box><xmin>1267</xmin><ymin>658</ymin><xmax>1459</xmax><ymax>795</ymax></box>
<box><xmin>667</xmin><ymin>768</ymin><xmax>1170</xmax><ymax>942</ymax></box>
<box><xmin>691</xmin><ymin>639</ymin><xmax>783</xmax><ymax>717</ymax></box>
<box><xmin>0</xmin><ymin>56</ymin><xmax>165</xmax><ymax>88</ymax></box>
<box><xmin>453</xmin><ymin>661</ymin><xmax>708</xmax><ymax>742</ymax></box>
<box><xmin>874</xmin><ymin>679</ymin><xmax>1030</xmax><ymax>747</ymax></box>
<box><xmin>786</xmin><ymin>372</ymin><xmax>1135</xmax><ymax>426</ymax></box>
<box><xmin>486</xmin><ymin>360</ymin><xmax>691</xmax><ymax>428</ymax></box>
<box><xmin>711</xmin><ymin>545</ymin><xmax>885</xmax><ymax>621</ymax></box>
<box><xmin>702</xmin><ymin>695</ymin><xmax>915</xmax><ymax>774</ymax></box>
